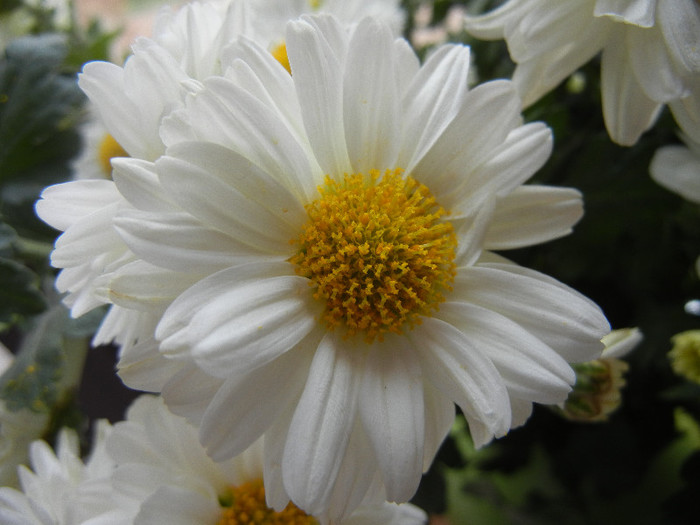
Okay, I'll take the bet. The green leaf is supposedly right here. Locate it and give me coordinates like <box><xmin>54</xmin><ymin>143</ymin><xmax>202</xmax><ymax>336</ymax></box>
<box><xmin>0</xmin><ymin>33</ymin><xmax>84</xmax><ymax>186</ymax></box>
<box><xmin>0</xmin><ymin>256</ymin><xmax>47</xmax><ymax>330</ymax></box>
<box><xmin>0</xmin><ymin>302</ymin><xmax>88</xmax><ymax>413</ymax></box>
<box><xmin>0</xmin><ymin>0</ymin><xmax>23</xmax><ymax>15</ymax></box>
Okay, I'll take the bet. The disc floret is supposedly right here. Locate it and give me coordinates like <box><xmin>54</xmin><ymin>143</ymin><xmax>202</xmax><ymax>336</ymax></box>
<box><xmin>291</xmin><ymin>168</ymin><xmax>456</xmax><ymax>342</ymax></box>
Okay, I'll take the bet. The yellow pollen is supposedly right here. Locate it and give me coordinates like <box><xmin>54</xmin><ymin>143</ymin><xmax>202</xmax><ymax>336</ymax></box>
<box><xmin>217</xmin><ymin>479</ymin><xmax>317</xmax><ymax>525</ymax></box>
<box><xmin>290</xmin><ymin>168</ymin><xmax>456</xmax><ymax>343</ymax></box>
<box><xmin>97</xmin><ymin>133</ymin><xmax>128</xmax><ymax>177</ymax></box>
<box><xmin>271</xmin><ymin>42</ymin><xmax>291</xmax><ymax>74</ymax></box>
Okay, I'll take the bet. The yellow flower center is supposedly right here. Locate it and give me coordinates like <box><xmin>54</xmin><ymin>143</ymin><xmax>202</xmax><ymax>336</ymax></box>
<box><xmin>290</xmin><ymin>168</ymin><xmax>456</xmax><ymax>343</ymax></box>
<box><xmin>271</xmin><ymin>42</ymin><xmax>291</xmax><ymax>74</ymax></box>
<box><xmin>217</xmin><ymin>479</ymin><xmax>317</xmax><ymax>525</ymax></box>
<box><xmin>97</xmin><ymin>133</ymin><xmax>128</xmax><ymax>177</ymax></box>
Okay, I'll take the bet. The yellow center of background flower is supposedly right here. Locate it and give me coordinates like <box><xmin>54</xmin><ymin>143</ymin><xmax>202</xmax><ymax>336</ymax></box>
<box><xmin>217</xmin><ymin>479</ymin><xmax>317</xmax><ymax>525</ymax></box>
<box><xmin>271</xmin><ymin>43</ymin><xmax>291</xmax><ymax>74</ymax></box>
<box><xmin>291</xmin><ymin>168</ymin><xmax>456</xmax><ymax>343</ymax></box>
<box><xmin>97</xmin><ymin>133</ymin><xmax>128</xmax><ymax>177</ymax></box>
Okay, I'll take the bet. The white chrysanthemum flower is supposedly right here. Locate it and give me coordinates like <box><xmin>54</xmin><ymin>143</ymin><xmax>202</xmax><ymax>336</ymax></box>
<box><xmin>35</xmin><ymin>0</ymin><xmax>405</xmax><ymax>365</ymax></box>
<box><xmin>107</xmin><ymin>395</ymin><xmax>426</xmax><ymax>525</ymax></box>
<box><xmin>464</xmin><ymin>0</ymin><xmax>700</xmax><ymax>146</ymax></box>
<box><xmin>0</xmin><ymin>422</ymin><xmax>127</xmax><ymax>524</ymax></box>
<box><xmin>102</xmin><ymin>14</ymin><xmax>609</xmax><ymax>520</ymax></box>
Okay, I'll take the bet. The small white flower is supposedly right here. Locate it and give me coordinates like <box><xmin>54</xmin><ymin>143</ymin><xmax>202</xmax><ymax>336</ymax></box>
<box><xmin>103</xmin><ymin>14</ymin><xmax>609</xmax><ymax>520</ymax></box>
<box><xmin>464</xmin><ymin>0</ymin><xmax>700</xmax><ymax>145</ymax></box>
<box><xmin>0</xmin><ymin>422</ymin><xmax>125</xmax><ymax>524</ymax></box>
<box><xmin>107</xmin><ymin>395</ymin><xmax>427</xmax><ymax>525</ymax></box>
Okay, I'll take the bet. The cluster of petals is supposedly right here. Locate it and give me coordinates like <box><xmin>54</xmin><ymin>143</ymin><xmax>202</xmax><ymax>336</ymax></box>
<box><xmin>35</xmin><ymin>0</ymin><xmax>404</xmax><ymax>365</ymax></box>
<box><xmin>0</xmin><ymin>422</ymin><xmax>123</xmax><ymax>524</ymax></box>
<box><xmin>464</xmin><ymin>0</ymin><xmax>700</xmax><ymax>145</ymax></box>
<box><xmin>0</xmin><ymin>395</ymin><xmax>425</xmax><ymax>525</ymax></box>
<box><xmin>34</xmin><ymin>1</ymin><xmax>612</xmax><ymax>522</ymax></box>
<box><xmin>68</xmin><ymin>11</ymin><xmax>611</xmax><ymax>521</ymax></box>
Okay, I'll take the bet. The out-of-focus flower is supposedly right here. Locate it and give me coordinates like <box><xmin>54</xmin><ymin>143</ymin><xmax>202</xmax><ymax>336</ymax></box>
<box><xmin>101</xmin><ymin>13</ymin><xmax>608</xmax><ymax>520</ymax></box>
<box><xmin>410</xmin><ymin>2</ymin><xmax>465</xmax><ymax>50</ymax></box>
<box><xmin>106</xmin><ymin>395</ymin><xmax>426</xmax><ymax>525</ymax></box>
<box><xmin>669</xmin><ymin>330</ymin><xmax>700</xmax><ymax>384</ymax></box>
<box><xmin>557</xmin><ymin>328</ymin><xmax>642</xmax><ymax>422</ymax></box>
<box><xmin>464</xmin><ymin>0</ymin><xmax>700</xmax><ymax>145</ymax></box>
<box><xmin>0</xmin><ymin>422</ymin><xmax>124</xmax><ymax>524</ymax></box>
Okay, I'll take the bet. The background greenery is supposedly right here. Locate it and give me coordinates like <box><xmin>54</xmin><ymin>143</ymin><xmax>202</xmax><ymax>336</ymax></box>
<box><xmin>0</xmin><ymin>1</ymin><xmax>698</xmax><ymax>523</ymax></box>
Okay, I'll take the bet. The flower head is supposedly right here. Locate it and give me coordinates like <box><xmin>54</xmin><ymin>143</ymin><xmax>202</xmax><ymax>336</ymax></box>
<box><xmin>669</xmin><ymin>330</ymin><xmax>700</xmax><ymax>384</ymax></box>
<box><xmin>106</xmin><ymin>395</ymin><xmax>426</xmax><ymax>525</ymax></box>
<box><xmin>0</xmin><ymin>422</ymin><xmax>123</xmax><ymax>524</ymax></box>
<box><xmin>464</xmin><ymin>0</ymin><xmax>700</xmax><ymax>145</ymax></box>
<box><xmin>556</xmin><ymin>328</ymin><xmax>642</xmax><ymax>422</ymax></box>
<box><xmin>103</xmin><ymin>13</ymin><xmax>609</xmax><ymax>520</ymax></box>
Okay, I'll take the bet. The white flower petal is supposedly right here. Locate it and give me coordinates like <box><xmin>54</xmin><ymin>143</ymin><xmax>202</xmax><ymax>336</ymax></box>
<box><xmin>183</xmin><ymin>76</ymin><xmax>321</xmax><ymax>202</ymax></box>
<box><xmin>222</xmin><ymin>37</ymin><xmax>308</xmax><ymax>143</ymax></box>
<box><xmin>601</xmin><ymin>32</ymin><xmax>662</xmax><ymax>145</ymax></box>
<box><xmin>343</xmin><ymin>18</ymin><xmax>401</xmax><ymax>173</ymax></box>
<box><xmin>509</xmin><ymin>396</ymin><xmax>534</xmax><ymax>429</ymax></box>
<box><xmin>399</xmin><ymin>44</ymin><xmax>471</xmax><ymax>173</ymax></box>
<box><xmin>359</xmin><ymin>340</ymin><xmax>425</xmax><ymax>502</ymax></box>
<box><xmin>107</xmin><ymin>260</ymin><xmax>199</xmax><ymax>311</ymax></box>
<box><xmin>282</xmin><ymin>332</ymin><xmax>359</xmax><ymax>516</ymax></box>
<box><xmin>35</xmin><ymin>180</ymin><xmax>121</xmax><ymax>232</ymax></box>
<box><xmin>325</xmin><ymin>422</ymin><xmax>380</xmax><ymax>523</ymax></box>
<box><xmin>456</xmin><ymin>262</ymin><xmax>609</xmax><ymax>362</ymax></box>
<box><xmin>263</xmin><ymin>409</ymin><xmax>294</xmax><ymax>513</ymax></box>
<box><xmin>422</xmin><ymin>381</ymin><xmax>454</xmax><ymax>472</ymax></box>
<box><xmin>437</xmin><ymin>301</ymin><xmax>575</xmax><ymax>404</ymax></box>
<box><xmin>485</xmin><ymin>185</ymin><xmax>583</xmax><ymax>250</ymax></box>
<box><xmin>157</xmin><ymin>263</ymin><xmax>320</xmax><ymax>378</ymax></box>
<box><xmin>111</xmin><ymin>158</ymin><xmax>175</xmax><ymax>213</ymax></box>
<box><xmin>161</xmin><ymin>366</ymin><xmax>225</xmax><ymax>427</ymax></box>
<box><xmin>134</xmin><ymin>486</ymin><xmax>219</xmax><ymax>525</ymax></box>
<box><xmin>412</xmin><ymin>80</ymin><xmax>522</xmax><ymax>203</ymax></box>
<box><xmin>157</xmin><ymin>142</ymin><xmax>306</xmax><ymax>252</ymax></box>
<box><xmin>287</xmin><ymin>15</ymin><xmax>353</xmax><ymax>175</ymax></box>
<box><xmin>51</xmin><ymin>203</ymin><xmax>123</xmax><ymax>268</ymax></box>
<box><xmin>650</xmin><ymin>144</ymin><xmax>700</xmax><ymax>204</ymax></box>
<box><xmin>114</xmin><ymin>208</ymin><xmax>271</xmax><ymax>274</ymax></box>
<box><xmin>594</xmin><ymin>0</ymin><xmax>656</xmax><ymax>26</ymax></box>
<box><xmin>658</xmin><ymin>0</ymin><xmax>700</xmax><ymax>75</ymax></box>
<box><xmin>463</xmin><ymin>1</ymin><xmax>528</xmax><ymax>39</ymax></box>
<box><xmin>450</xmin><ymin>123</ymin><xmax>553</xmax><ymax>218</ymax></box>
<box><xmin>627</xmin><ymin>23</ymin><xmax>687</xmax><ymax>102</ymax></box>
<box><xmin>409</xmin><ymin>317</ymin><xmax>511</xmax><ymax>442</ymax></box>
<box><xmin>199</xmin><ymin>345</ymin><xmax>312</xmax><ymax>461</ymax></box>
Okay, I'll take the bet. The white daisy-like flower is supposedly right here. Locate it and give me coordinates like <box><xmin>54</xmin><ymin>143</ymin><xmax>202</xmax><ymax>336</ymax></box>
<box><xmin>102</xmin><ymin>13</ymin><xmax>610</xmax><ymax>520</ymax></box>
<box><xmin>0</xmin><ymin>422</ymin><xmax>126</xmax><ymax>524</ymax></box>
<box><xmin>35</xmin><ymin>0</ymin><xmax>406</xmax><ymax>371</ymax></box>
<box><xmin>464</xmin><ymin>0</ymin><xmax>700</xmax><ymax>146</ymax></box>
<box><xmin>107</xmin><ymin>395</ymin><xmax>426</xmax><ymax>525</ymax></box>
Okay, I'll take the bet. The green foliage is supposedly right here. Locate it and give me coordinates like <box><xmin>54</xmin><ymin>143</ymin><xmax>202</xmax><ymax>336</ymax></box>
<box><xmin>0</xmin><ymin>34</ymin><xmax>84</xmax><ymax>188</ymax></box>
